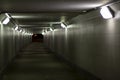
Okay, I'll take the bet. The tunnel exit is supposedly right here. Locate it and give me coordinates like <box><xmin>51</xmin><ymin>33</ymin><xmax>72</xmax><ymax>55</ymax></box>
<box><xmin>32</xmin><ymin>34</ymin><xmax>43</xmax><ymax>42</ymax></box>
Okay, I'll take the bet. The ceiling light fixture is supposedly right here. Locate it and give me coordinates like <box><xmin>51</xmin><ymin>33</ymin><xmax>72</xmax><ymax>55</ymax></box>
<box><xmin>2</xmin><ymin>17</ymin><xmax>10</xmax><ymax>24</ymax></box>
<box><xmin>100</xmin><ymin>6</ymin><xmax>114</xmax><ymax>19</ymax></box>
<box><xmin>50</xmin><ymin>28</ymin><xmax>53</xmax><ymax>31</ymax></box>
<box><xmin>19</xmin><ymin>29</ymin><xmax>22</xmax><ymax>32</ymax></box>
<box><xmin>42</xmin><ymin>32</ymin><xmax>45</xmax><ymax>35</ymax></box>
<box><xmin>61</xmin><ymin>22</ymin><xmax>67</xmax><ymax>28</ymax></box>
<box><xmin>2</xmin><ymin>13</ymin><xmax>11</xmax><ymax>25</ymax></box>
<box><xmin>15</xmin><ymin>26</ymin><xmax>19</xmax><ymax>31</ymax></box>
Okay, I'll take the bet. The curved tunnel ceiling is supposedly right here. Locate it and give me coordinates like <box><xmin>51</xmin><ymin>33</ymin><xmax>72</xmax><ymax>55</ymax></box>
<box><xmin>0</xmin><ymin>0</ymin><xmax>115</xmax><ymax>12</ymax></box>
<box><xmin>0</xmin><ymin>0</ymin><xmax>117</xmax><ymax>34</ymax></box>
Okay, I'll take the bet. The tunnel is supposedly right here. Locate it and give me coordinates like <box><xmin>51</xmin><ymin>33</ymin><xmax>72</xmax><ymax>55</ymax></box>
<box><xmin>0</xmin><ymin>0</ymin><xmax>120</xmax><ymax>80</ymax></box>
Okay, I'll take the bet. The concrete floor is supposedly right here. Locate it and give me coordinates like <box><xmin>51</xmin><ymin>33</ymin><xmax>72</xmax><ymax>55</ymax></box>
<box><xmin>2</xmin><ymin>42</ymin><xmax>99</xmax><ymax>80</ymax></box>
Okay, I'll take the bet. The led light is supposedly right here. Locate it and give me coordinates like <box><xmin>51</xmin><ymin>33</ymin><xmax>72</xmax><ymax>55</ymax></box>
<box><xmin>100</xmin><ymin>6</ymin><xmax>113</xmax><ymax>19</ymax></box>
<box><xmin>19</xmin><ymin>29</ymin><xmax>22</xmax><ymax>32</ymax></box>
<box><xmin>2</xmin><ymin>13</ymin><xmax>11</xmax><ymax>24</ymax></box>
<box><xmin>61</xmin><ymin>22</ymin><xmax>67</xmax><ymax>28</ymax></box>
<box><xmin>2</xmin><ymin>17</ymin><xmax>10</xmax><ymax>24</ymax></box>
<box><xmin>15</xmin><ymin>26</ymin><xmax>18</xmax><ymax>31</ymax></box>
<box><xmin>42</xmin><ymin>32</ymin><xmax>45</xmax><ymax>35</ymax></box>
<box><xmin>50</xmin><ymin>28</ymin><xmax>53</xmax><ymax>31</ymax></box>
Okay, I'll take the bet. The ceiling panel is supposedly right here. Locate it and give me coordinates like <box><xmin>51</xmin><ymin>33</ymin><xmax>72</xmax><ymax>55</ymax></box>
<box><xmin>10</xmin><ymin>13</ymin><xmax>80</xmax><ymax>25</ymax></box>
<box><xmin>0</xmin><ymin>0</ymin><xmax>116</xmax><ymax>34</ymax></box>
<box><xmin>0</xmin><ymin>0</ymin><xmax>115</xmax><ymax>12</ymax></box>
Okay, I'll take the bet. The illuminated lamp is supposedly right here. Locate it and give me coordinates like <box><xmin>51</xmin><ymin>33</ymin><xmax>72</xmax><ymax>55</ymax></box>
<box><xmin>100</xmin><ymin>6</ymin><xmax>114</xmax><ymax>19</ymax></box>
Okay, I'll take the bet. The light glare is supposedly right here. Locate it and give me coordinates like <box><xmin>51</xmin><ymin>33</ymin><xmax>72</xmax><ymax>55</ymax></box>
<box><xmin>19</xmin><ymin>30</ymin><xmax>22</xmax><ymax>32</ymax></box>
<box><xmin>61</xmin><ymin>23</ymin><xmax>66</xmax><ymax>28</ymax></box>
<box><xmin>2</xmin><ymin>17</ymin><xmax>10</xmax><ymax>24</ymax></box>
<box><xmin>42</xmin><ymin>32</ymin><xmax>45</xmax><ymax>35</ymax></box>
<box><xmin>100</xmin><ymin>6</ymin><xmax>113</xmax><ymax>19</ymax></box>
<box><xmin>50</xmin><ymin>28</ymin><xmax>53</xmax><ymax>31</ymax></box>
<box><xmin>15</xmin><ymin>26</ymin><xmax>18</xmax><ymax>30</ymax></box>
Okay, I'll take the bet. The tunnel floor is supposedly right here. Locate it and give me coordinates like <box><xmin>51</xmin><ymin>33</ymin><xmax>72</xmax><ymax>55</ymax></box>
<box><xmin>2</xmin><ymin>42</ymin><xmax>99</xmax><ymax>80</ymax></box>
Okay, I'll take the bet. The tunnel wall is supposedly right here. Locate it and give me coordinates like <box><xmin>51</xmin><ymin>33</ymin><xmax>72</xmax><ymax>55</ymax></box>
<box><xmin>44</xmin><ymin>3</ymin><xmax>120</xmax><ymax>80</ymax></box>
<box><xmin>0</xmin><ymin>14</ymin><xmax>32</xmax><ymax>76</ymax></box>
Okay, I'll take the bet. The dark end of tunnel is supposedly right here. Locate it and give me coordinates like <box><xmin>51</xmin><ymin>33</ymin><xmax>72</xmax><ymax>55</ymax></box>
<box><xmin>32</xmin><ymin>34</ymin><xmax>44</xmax><ymax>42</ymax></box>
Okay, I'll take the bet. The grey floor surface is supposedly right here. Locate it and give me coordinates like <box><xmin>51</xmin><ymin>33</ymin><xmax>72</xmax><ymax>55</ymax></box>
<box><xmin>2</xmin><ymin>42</ymin><xmax>100</xmax><ymax>80</ymax></box>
